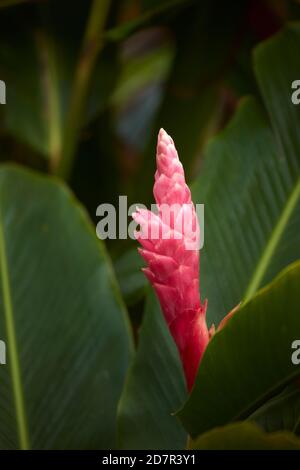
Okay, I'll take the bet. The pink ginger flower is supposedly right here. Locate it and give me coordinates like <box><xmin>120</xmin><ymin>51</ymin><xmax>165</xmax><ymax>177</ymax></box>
<box><xmin>132</xmin><ymin>129</ymin><xmax>209</xmax><ymax>391</ymax></box>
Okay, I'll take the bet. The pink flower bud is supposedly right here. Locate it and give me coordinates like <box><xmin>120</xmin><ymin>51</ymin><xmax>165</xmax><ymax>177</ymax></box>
<box><xmin>133</xmin><ymin>129</ymin><xmax>209</xmax><ymax>391</ymax></box>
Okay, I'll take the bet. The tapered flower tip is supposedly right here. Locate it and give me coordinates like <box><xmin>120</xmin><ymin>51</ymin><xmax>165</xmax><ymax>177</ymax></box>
<box><xmin>156</xmin><ymin>129</ymin><xmax>180</xmax><ymax>166</ymax></box>
<box><xmin>158</xmin><ymin>128</ymin><xmax>173</xmax><ymax>143</ymax></box>
<box><xmin>155</xmin><ymin>129</ymin><xmax>188</xmax><ymax>206</ymax></box>
<box><xmin>157</xmin><ymin>127</ymin><xmax>178</xmax><ymax>156</ymax></box>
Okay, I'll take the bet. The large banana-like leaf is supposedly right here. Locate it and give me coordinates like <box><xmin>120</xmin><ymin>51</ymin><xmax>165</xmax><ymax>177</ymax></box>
<box><xmin>178</xmin><ymin>261</ymin><xmax>300</xmax><ymax>438</ymax></box>
<box><xmin>189</xmin><ymin>422</ymin><xmax>300</xmax><ymax>450</ymax></box>
<box><xmin>193</xmin><ymin>24</ymin><xmax>300</xmax><ymax>326</ymax></box>
<box><xmin>193</xmin><ymin>101</ymin><xmax>300</xmax><ymax>326</ymax></box>
<box><xmin>117</xmin><ymin>291</ymin><xmax>187</xmax><ymax>449</ymax></box>
<box><xmin>0</xmin><ymin>165</ymin><xmax>132</xmax><ymax>449</ymax></box>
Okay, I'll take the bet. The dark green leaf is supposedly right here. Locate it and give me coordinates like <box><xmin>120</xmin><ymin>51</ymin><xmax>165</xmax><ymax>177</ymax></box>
<box><xmin>178</xmin><ymin>261</ymin><xmax>300</xmax><ymax>438</ymax></box>
<box><xmin>254</xmin><ymin>23</ymin><xmax>300</xmax><ymax>178</ymax></box>
<box><xmin>192</xmin><ymin>97</ymin><xmax>300</xmax><ymax>327</ymax></box>
<box><xmin>0</xmin><ymin>164</ymin><xmax>132</xmax><ymax>449</ymax></box>
<box><xmin>117</xmin><ymin>291</ymin><xmax>187</xmax><ymax>449</ymax></box>
<box><xmin>248</xmin><ymin>384</ymin><xmax>300</xmax><ymax>434</ymax></box>
<box><xmin>115</xmin><ymin>248</ymin><xmax>148</xmax><ymax>305</ymax></box>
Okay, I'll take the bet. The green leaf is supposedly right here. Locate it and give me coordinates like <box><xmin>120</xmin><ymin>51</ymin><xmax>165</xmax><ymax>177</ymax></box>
<box><xmin>248</xmin><ymin>385</ymin><xmax>300</xmax><ymax>434</ymax></box>
<box><xmin>190</xmin><ymin>422</ymin><xmax>300</xmax><ymax>450</ymax></box>
<box><xmin>115</xmin><ymin>248</ymin><xmax>148</xmax><ymax>305</ymax></box>
<box><xmin>0</xmin><ymin>164</ymin><xmax>132</xmax><ymax>449</ymax></box>
<box><xmin>192</xmin><ymin>96</ymin><xmax>300</xmax><ymax>327</ymax></box>
<box><xmin>191</xmin><ymin>24</ymin><xmax>300</xmax><ymax>327</ymax></box>
<box><xmin>0</xmin><ymin>26</ymin><xmax>54</xmax><ymax>156</ymax></box>
<box><xmin>117</xmin><ymin>291</ymin><xmax>187</xmax><ymax>449</ymax></box>
<box><xmin>178</xmin><ymin>260</ymin><xmax>300</xmax><ymax>438</ymax></box>
<box><xmin>254</xmin><ymin>23</ymin><xmax>300</xmax><ymax>179</ymax></box>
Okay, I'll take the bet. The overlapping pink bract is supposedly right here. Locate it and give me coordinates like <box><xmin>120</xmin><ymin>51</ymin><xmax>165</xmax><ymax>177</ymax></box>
<box><xmin>133</xmin><ymin>129</ymin><xmax>209</xmax><ymax>391</ymax></box>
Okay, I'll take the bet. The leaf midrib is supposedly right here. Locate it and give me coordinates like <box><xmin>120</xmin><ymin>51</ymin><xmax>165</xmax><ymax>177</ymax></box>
<box><xmin>243</xmin><ymin>176</ymin><xmax>300</xmax><ymax>303</ymax></box>
<box><xmin>232</xmin><ymin>369</ymin><xmax>300</xmax><ymax>424</ymax></box>
<box><xmin>0</xmin><ymin>206</ymin><xmax>29</xmax><ymax>450</ymax></box>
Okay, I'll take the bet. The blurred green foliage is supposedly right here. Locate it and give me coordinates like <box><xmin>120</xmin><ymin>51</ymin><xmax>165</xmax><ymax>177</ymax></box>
<box><xmin>0</xmin><ymin>0</ymin><xmax>300</xmax><ymax>450</ymax></box>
